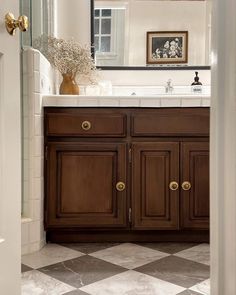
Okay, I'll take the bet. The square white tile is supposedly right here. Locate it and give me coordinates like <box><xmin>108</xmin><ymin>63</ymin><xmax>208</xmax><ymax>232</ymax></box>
<box><xmin>90</xmin><ymin>243</ymin><xmax>169</xmax><ymax>269</ymax></box>
<box><xmin>189</xmin><ymin>279</ymin><xmax>210</xmax><ymax>295</ymax></box>
<box><xmin>80</xmin><ymin>270</ymin><xmax>185</xmax><ymax>295</ymax></box>
<box><xmin>22</xmin><ymin>270</ymin><xmax>76</xmax><ymax>295</ymax></box>
<box><xmin>174</xmin><ymin>244</ymin><xmax>210</xmax><ymax>266</ymax></box>
<box><xmin>22</xmin><ymin>244</ymin><xmax>85</xmax><ymax>269</ymax></box>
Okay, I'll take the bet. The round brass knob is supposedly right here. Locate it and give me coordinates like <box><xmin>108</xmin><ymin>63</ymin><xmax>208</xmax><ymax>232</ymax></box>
<box><xmin>5</xmin><ymin>13</ymin><xmax>29</xmax><ymax>35</ymax></box>
<box><xmin>169</xmin><ymin>181</ymin><xmax>179</xmax><ymax>191</ymax></box>
<box><xmin>116</xmin><ymin>182</ymin><xmax>126</xmax><ymax>192</ymax></box>
<box><xmin>81</xmin><ymin>120</ymin><xmax>91</xmax><ymax>131</ymax></box>
<box><xmin>182</xmin><ymin>181</ymin><xmax>191</xmax><ymax>191</ymax></box>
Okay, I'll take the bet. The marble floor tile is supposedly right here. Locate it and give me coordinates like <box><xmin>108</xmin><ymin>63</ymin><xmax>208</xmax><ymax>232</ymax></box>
<box><xmin>22</xmin><ymin>270</ymin><xmax>76</xmax><ymax>295</ymax></box>
<box><xmin>22</xmin><ymin>244</ymin><xmax>84</xmax><ymax>269</ymax></box>
<box><xmin>80</xmin><ymin>270</ymin><xmax>186</xmax><ymax>295</ymax></box>
<box><xmin>38</xmin><ymin>255</ymin><xmax>126</xmax><ymax>288</ymax></box>
<box><xmin>135</xmin><ymin>243</ymin><xmax>199</xmax><ymax>254</ymax></box>
<box><xmin>189</xmin><ymin>279</ymin><xmax>210</xmax><ymax>295</ymax></box>
<box><xmin>174</xmin><ymin>244</ymin><xmax>210</xmax><ymax>266</ymax></box>
<box><xmin>63</xmin><ymin>290</ymin><xmax>90</xmax><ymax>295</ymax></box>
<box><xmin>60</xmin><ymin>243</ymin><xmax>120</xmax><ymax>254</ymax></box>
<box><xmin>90</xmin><ymin>242</ymin><xmax>170</xmax><ymax>269</ymax></box>
<box><xmin>177</xmin><ymin>290</ymin><xmax>203</xmax><ymax>295</ymax></box>
<box><xmin>21</xmin><ymin>264</ymin><xmax>33</xmax><ymax>273</ymax></box>
<box><xmin>135</xmin><ymin>255</ymin><xmax>209</xmax><ymax>288</ymax></box>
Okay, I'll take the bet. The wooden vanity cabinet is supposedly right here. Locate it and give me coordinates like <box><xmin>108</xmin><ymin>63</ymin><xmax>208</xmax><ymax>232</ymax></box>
<box><xmin>45</xmin><ymin>142</ymin><xmax>127</xmax><ymax>229</ymax></box>
<box><xmin>132</xmin><ymin>142</ymin><xmax>180</xmax><ymax>230</ymax></box>
<box><xmin>132</xmin><ymin>141</ymin><xmax>209</xmax><ymax>231</ymax></box>
<box><xmin>181</xmin><ymin>142</ymin><xmax>210</xmax><ymax>229</ymax></box>
<box><xmin>44</xmin><ymin>107</ymin><xmax>210</xmax><ymax>242</ymax></box>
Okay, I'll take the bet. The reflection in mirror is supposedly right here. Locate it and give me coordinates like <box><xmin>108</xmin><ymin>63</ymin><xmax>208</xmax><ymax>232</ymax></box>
<box><xmin>93</xmin><ymin>0</ymin><xmax>212</xmax><ymax>68</ymax></box>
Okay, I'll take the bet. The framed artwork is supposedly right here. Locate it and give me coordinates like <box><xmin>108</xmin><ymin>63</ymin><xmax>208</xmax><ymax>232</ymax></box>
<box><xmin>146</xmin><ymin>31</ymin><xmax>188</xmax><ymax>64</ymax></box>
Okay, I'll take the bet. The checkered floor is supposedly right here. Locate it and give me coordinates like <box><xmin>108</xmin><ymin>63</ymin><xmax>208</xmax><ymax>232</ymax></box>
<box><xmin>21</xmin><ymin>242</ymin><xmax>210</xmax><ymax>295</ymax></box>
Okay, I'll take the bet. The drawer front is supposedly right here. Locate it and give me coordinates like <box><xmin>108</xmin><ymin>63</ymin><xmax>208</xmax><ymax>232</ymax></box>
<box><xmin>46</xmin><ymin>112</ymin><xmax>126</xmax><ymax>137</ymax></box>
<box><xmin>131</xmin><ymin>108</ymin><xmax>210</xmax><ymax>137</ymax></box>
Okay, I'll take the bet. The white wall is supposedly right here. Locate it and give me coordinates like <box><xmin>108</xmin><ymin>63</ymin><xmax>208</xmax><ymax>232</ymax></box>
<box><xmin>127</xmin><ymin>1</ymin><xmax>208</xmax><ymax>66</ymax></box>
<box><xmin>55</xmin><ymin>0</ymin><xmax>91</xmax><ymax>44</ymax></box>
<box><xmin>100</xmin><ymin>69</ymin><xmax>211</xmax><ymax>86</ymax></box>
<box><xmin>211</xmin><ymin>0</ymin><xmax>236</xmax><ymax>293</ymax></box>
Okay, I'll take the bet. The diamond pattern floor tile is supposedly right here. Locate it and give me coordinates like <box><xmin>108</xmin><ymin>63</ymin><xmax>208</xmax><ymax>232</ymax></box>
<box><xmin>60</xmin><ymin>243</ymin><xmax>120</xmax><ymax>254</ymax></box>
<box><xmin>80</xmin><ymin>270</ymin><xmax>186</xmax><ymax>295</ymax></box>
<box><xmin>189</xmin><ymin>279</ymin><xmax>210</xmax><ymax>295</ymax></box>
<box><xmin>21</xmin><ymin>270</ymin><xmax>76</xmax><ymax>295</ymax></box>
<box><xmin>175</xmin><ymin>244</ymin><xmax>210</xmax><ymax>266</ymax></box>
<box><xmin>21</xmin><ymin>264</ymin><xmax>33</xmax><ymax>273</ymax></box>
<box><xmin>135</xmin><ymin>243</ymin><xmax>199</xmax><ymax>254</ymax></box>
<box><xmin>38</xmin><ymin>255</ymin><xmax>126</xmax><ymax>288</ymax></box>
<box><xmin>21</xmin><ymin>242</ymin><xmax>210</xmax><ymax>295</ymax></box>
<box><xmin>135</xmin><ymin>255</ymin><xmax>210</xmax><ymax>288</ymax></box>
<box><xmin>62</xmin><ymin>289</ymin><xmax>90</xmax><ymax>295</ymax></box>
<box><xmin>22</xmin><ymin>244</ymin><xmax>84</xmax><ymax>269</ymax></box>
<box><xmin>177</xmin><ymin>290</ymin><xmax>204</xmax><ymax>295</ymax></box>
<box><xmin>90</xmin><ymin>242</ymin><xmax>170</xmax><ymax>269</ymax></box>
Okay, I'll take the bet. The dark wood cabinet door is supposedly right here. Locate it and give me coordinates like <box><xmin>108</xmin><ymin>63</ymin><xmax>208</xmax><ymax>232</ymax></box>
<box><xmin>132</xmin><ymin>142</ymin><xmax>180</xmax><ymax>230</ymax></box>
<box><xmin>181</xmin><ymin>142</ymin><xmax>209</xmax><ymax>229</ymax></box>
<box><xmin>46</xmin><ymin>142</ymin><xmax>127</xmax><ymax>228</ymax></box>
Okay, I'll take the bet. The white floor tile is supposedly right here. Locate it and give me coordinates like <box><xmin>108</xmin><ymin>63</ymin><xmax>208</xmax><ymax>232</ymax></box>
<box><xmin>174</xmin><ymin>244</ymin><xmax>210</xmax><ymax>266</ymax></box>
<box><xmin>22</xmin><ymin>244</ymin><xmax>84</xmax><ymax>269</ymax></box>
<box><xmin>189</xmin><ymin>279</ymin><xmax>210</xmax><ymax>295</ymax></box>
<box><xmin>90</xmin><ymin>243</ymin><xmax>170</xmax><ymax>269</ymax></box>
<box><xmin>80</xmin><ymin>270</ymin><xmax>185</xmax><ymax>295</ymax></box>
<box><xmin>22</xmin><ymin>270</ymin><xmax>76</xmax><ymax>295</ymax></box>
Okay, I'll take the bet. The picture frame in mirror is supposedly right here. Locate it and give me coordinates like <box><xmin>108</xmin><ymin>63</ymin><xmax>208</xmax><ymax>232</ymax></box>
<box><xmin>146</xmin><ymin>31</ymin><xmax>188</xmax><ymax>65</ymax></box>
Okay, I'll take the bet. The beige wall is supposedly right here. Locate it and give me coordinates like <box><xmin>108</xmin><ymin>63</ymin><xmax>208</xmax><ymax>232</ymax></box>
<box><xmin>55</xmin><ymin>0</ymin><xmax>91</xmax><ymax>45</ymax></box>
<box><xmin>127</xmin><ymin>1</ymin><xmax>208</xmax><ymax>65</ymax></box>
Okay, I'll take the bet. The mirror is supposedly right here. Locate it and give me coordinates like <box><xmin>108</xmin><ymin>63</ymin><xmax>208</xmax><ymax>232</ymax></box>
<box><xmin>92</xmin><ymin>0</ymin><xmax>212</xmax><ymax>69</ymax></box>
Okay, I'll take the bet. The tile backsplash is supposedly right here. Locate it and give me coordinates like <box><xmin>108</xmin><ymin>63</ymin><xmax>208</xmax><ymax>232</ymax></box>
<box><xmin>21</xmin><ymin>48</ymin><xmax>54</xmax><ymax>255</ymax></box>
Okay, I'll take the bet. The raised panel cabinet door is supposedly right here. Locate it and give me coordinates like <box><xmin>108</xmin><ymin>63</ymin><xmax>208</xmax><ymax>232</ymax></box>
<box><xmin>46</xmin><ymin>142</ymin><xmax>127</xmax><ymax>228</ymax></box>
<box><xmin>132</xmin><ymin>142</ymin><xmax>180</xmax><ymax>230</ymax></box>
<box><xmin>181</xmin><ymin>142</ymin><xmax>209</xmax><ymax>229</ymax></box>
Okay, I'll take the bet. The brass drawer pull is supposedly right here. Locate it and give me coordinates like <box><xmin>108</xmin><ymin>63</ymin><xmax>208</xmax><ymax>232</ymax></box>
<box><xmin>116</xmin><ymin>182</ymin><xmax>126</xmax><ymax>192</ymax></box>
<box><xmin>81</xmin><ymin>120</ymin><xmax>91</xmax><ymax>131</ymax></box>
<box><xmin>169</xmin><ymin>181</ymin><xmax>179</xmax><ymax>191</ymax></box>
<box><xmin>182</xmin><ymin>181</ymin><xmax>191</xmax><ymax>191</ymax></box>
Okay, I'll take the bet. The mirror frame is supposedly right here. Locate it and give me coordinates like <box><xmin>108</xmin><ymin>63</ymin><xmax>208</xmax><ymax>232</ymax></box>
<box><xmin>90</xmin><ymin>0</ymin><xmax>211</xmax><ymax>71</ymax></box>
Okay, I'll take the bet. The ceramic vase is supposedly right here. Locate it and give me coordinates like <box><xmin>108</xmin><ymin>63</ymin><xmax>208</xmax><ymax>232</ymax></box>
<box><xmin>59</xmin><ymin>73</ymin><xmax>80</xmax><ymax>95</ymax></box>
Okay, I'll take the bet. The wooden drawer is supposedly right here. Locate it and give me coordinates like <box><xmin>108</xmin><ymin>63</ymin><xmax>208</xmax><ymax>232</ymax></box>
<box><xmin>45</xmin><ymin>111</ymin><xmax>126</xmax><ymax>137</ymax></box>
<box><xmin>131</xmin><ymin>108</ymin><xmax>210</xmax><ymax>137</ymax></box>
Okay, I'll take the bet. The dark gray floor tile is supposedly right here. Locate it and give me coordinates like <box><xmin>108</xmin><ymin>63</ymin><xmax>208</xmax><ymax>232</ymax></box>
<box><xmin>135</xmin><ymin>255</ymin><xmax>210</xmax><ymax>288</ymax></box>
<box><xmin>38</xmin><ymin>255</ymin><xmax>126</xmax><ymax>288</ymax></box>
<box><xmin>60</xmin><ymin>243</ymin><xmax>120</xmax><ymax>254</ymax></box>
<box><xmin>177</xmin><ymin>290</ymin><xmax>203</xmax><ymax>295</ymax></box>
<box><xmin>21</xmin><ymin>264</ymin><xmax>33</xmax><ymax>273</ymax></box>
<box><xmin>135</xmin><ymin>243</ymin><xmax>199</xmax><ymax>254</ymax></box>
<box><xmin>63</xmin><ymin>289</ymin><xmax>89</xmax><ymax>295</ymax></box>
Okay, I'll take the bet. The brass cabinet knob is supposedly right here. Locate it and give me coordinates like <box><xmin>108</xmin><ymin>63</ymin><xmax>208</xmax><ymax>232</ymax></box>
<box><xmin>182</xmin><ymin>181</ymin><xmax>191</xmax><ymax>191</ymax></box>
<box><xmin>169</xmin><ymin>181</ymin><xmax>179</xmax><ymax>191</ymax></box>
<box><xmin>116</xmin><ymin>182</ymin><xmax>126</xmax><ymax>192</ymax></box>
<box><xmin>81</xmin><ymin>120</ymin><xmax>91</xmax><ymax>131</ymax></box>
<box><xmin>5</xmin><ymin>13</ymin><xmax>29</xmax><ymax>35</ymax></box>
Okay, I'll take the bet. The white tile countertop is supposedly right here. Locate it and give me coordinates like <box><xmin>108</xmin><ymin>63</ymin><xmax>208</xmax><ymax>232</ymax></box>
<box><xmin>43</xmin><ymin>94</ymin><xmax>210</xmax><ymax>108</ymax></box>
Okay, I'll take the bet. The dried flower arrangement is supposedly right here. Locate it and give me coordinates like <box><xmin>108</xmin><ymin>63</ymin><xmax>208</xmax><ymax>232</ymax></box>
<box><xmin>33</xmin><ymin>35</ymin><xmax>98</xmax><ymax>94</ymax></box>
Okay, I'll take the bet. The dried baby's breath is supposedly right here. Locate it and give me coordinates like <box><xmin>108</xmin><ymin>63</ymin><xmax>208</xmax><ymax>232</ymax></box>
<box><xmin>33</xmin><ymin>35</ymin><xmax>98</xmax><ymax>83</ymax></box>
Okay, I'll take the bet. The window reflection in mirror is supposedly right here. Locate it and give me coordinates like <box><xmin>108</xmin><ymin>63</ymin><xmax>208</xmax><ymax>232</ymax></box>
<box><xmin>94</xmin><ymin>6</ymin><xmax>126</xmax><ymax>66</ymax></box>
<box><xmin>93</xmin><ymin>0</ymin><xmax>212</xmax><ymax>67</ymax></box>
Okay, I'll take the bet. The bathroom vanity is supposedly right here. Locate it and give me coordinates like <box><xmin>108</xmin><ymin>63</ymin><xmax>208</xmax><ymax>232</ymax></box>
<box><xmin>44</xmin><ymin>100</ymin><xmax>210</xmax><ymax>243</ymax></box>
